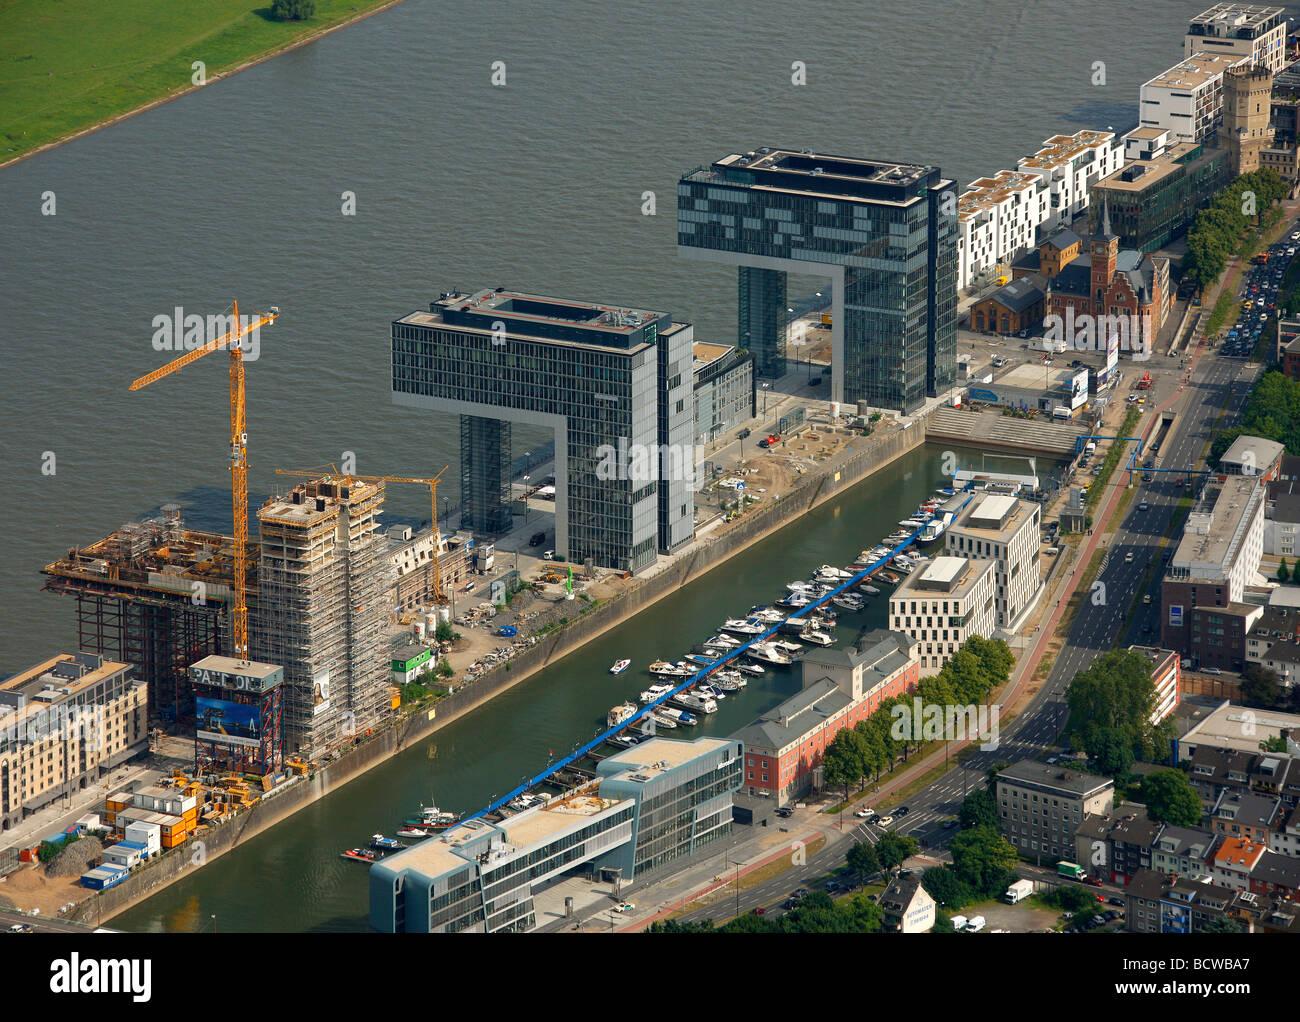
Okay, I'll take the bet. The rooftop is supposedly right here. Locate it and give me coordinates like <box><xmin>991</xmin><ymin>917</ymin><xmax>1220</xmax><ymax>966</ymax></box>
<box><xmin>1095</xmin><ymin>141</ymin><xmax>1216</xmax><ymax>194</ymax></box>
<box><xmin>949</xmin><ymin>492</ymin><xmax>1036</xmax><ymax>539</ymax></box>
<box><xmin>892</xmin><ymin>555</ymin><xmax>994</xmax><ymax>598</ymax></box>
<box><xmin>258</xmin><ymin>477</ymin><xmax>383</xmax><ymax>528</ymax></box>
<box><xmin>599</xmin><ymin>735</ymin><xmax>734</xmax><ymax>777</ymax></box>
<box><xmin>1144</xmin><ymin>51</ymin><xmax>1246</xmax><ymax>91</ymax></box>
<box><xmin>1170</xmin><ymin>475</ymin><xmax>1264</xmax><ymax>578</ymax></box>
<box><xmin>1187</xmin><ymin>4</ymin><xmax>1286</xmax><ymax>35</ymax></box>
<box><xmin>958</xmin><ymin>170</ymin><xmax>1044</xmax><ymax>224</ymax></box>
<box><xmin>1017</xmin><ymin>130</ymin><xmax>1115</xmax><ymax>172</ymax></box>
<box><xmin>1181</xmin><ymin>700</ymin><xmax>1300</xmax><ymax>754</ymax></box>
<box><xmin>997</xmin><ymin>760</ymin><xmax>1113</xmax><ymax>797</ymax></box>
<box><xmin>1220</xmin><ymin>434</ymin><xmax>1285</xmax><ymax>473</ymax></box>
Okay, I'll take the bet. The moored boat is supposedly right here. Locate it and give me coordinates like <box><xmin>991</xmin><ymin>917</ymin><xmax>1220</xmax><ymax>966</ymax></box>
<box><xmin>608</xmin><ymin>702</ymin><xmax>638</xmax><ymax>726</ymax></box>
<box><xmin>342</xmin><ymin>847</ymin><xmax>383</xmax><ymax>863</ymax></box>
<box><xmin>370</xmin><ymin>834</ymin><xmax>405</xmax><ymax>852</ymax></box>
<box><xmin>609</xmin><ymin>658</ymin><xmax>632</xmax><ymax>675</ymax></box>
<box><xmin>721</xmin><ymin>617</ymin><xmax>765</xmax><ymax>635</ymax></box>
<box><xmin>657</xmin><ymin>706</ymin><xmax>697</xmax><ymax>725</ymax></box>
<box><xmin>649</xmin><ymin>660</ymin><xmax>694</xmax><ymax>677</ymax></box>
<box><xmin>639</xmin><ymin>683</ymin><xmax>674</xmax><ymax>703</ymax></box>
<box><xmin>670</xmin><ymin>691</ymin><xmax>718</xmax><ymax>714</ymax></box>
<box><xmin>739</xmin><ymin>662</ymin><xmax>766</xmax><ymax>676</ymax></box>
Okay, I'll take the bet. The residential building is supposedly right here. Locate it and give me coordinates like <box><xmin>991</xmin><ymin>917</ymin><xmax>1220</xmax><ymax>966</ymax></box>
<box><xmin>677</xmin><ymin>148</ymin><xmax>958</xmax><ymax>412</ymax></box>
<box><xmin>1151</xmin><ymin>824</ymin><xmax>1220</xmax><ymax>879</ymax></box>
<box><xmin>1127</xmin><ymin>645</ymin><xmax>1182</xmax><ymax>724</ymax></box>
<box><xmin>996</xmin><ymin>761</ymin><xmax>1115</xmax><ymax>862</ymax></box>
<box><xmin>1178</xmin><ymin>699</ymin><xmax>1300</xmax><ymax>761</ymax></box>
<box><xmin>1074</xmin><ymin>804</ymin><xmax>1160</xmax><ymax>884</ymax></box>
<box><xmin>1125</xmin><ymin>867</ymin><xmax>1252</xmax><ymax>932</ymax></box>
<box><xmin>889</xmin><ymin>556</ymin><xmax>997</xmax><ymax>674</ymax></box>
<box><xmin>1210</xmin><ymin>789</ymin><xmax>1283</xmax><ymax>842</ymax></box>
<box><xmin>1091</xmin><ymin>135</ymin><xmax>1231</xmax><ymax>253</ymax></box>
<box><xmin>1184</xmin><ymin>5</ymin><xmax>1288</xmax><ymax>74</ymax></box>
<box><xmin>956</xmin><ymin>170</ymin><xmax>1051</xmax><ymax>291</ymax></box>
<box><xmin>733</xmin><ymin>631</ymin><xmax>918</xmax><ymax>805</ymax></box>
<box><xmin>1223</xmin><ymin>62</ymin><xmax>1276</xmax><ymax>174</ymax></box>
<box><xmin>1212</xmin><ymin>835</ymin><xmax>1269</xmax><ymax>889</ymax></box>
<box><xmin>1270</xmin><ymin>803</ymin><xmax>1300</xmax><ymax>856</ymax></box>
<box><xmin>1161</xmin><ymin>474</ymin><xmax>1266</xmax><ymax>665</ymax></box>
<box><xmin>692</xmin><ymin>342</ymin><xmax>756</xmax><ymax>449</ymax></box>
<box><xmin>1244</xmin><ymin>604</ymin><xmax>1300</xmax><ymax>662</ymax></box>
<box><xmin>368</xmin><ymin>737</ymin><xmax>741</xmax><ymax>932</ymax></box>
<box><xmin>945</xmin><ymin>493</ymin><xmax>1043</xmax><ymax>632</ymax></box>
<box><xmin>879</xmin><ymin>874</ymin><xmax>936</xmax><ymax>932</ymax></box>
<box><xmin>1139</xmin><ymin>52</ymin><xmax>1249</xmax><ymax>143</ymax></box>
<box><xmin>393</xmin><ymin>289</ymin><xmax>695</xmax><ymax>572</ymax></box>
<box><xmin>388</xmin><ymin>525</ymin><xmax>474</xmax><ymax>615</ymax></box>
<box><xmin>252</xmin><ymin>477</ymin><xmax>394</xmax><ymax>762</ymax></box>
<box><xmin>1279</xmin><ymin>319</ymin><xmax>1300</xmax><ymax>377</ymax></box>
<box><xmin>1249</xmin><ymin>848</ymin><xmax>1300</xmax><ymax>900</ymax></box>
<box><xmin>1014</xmin><ymin>131</ymin><xmax>1124</xmax><ymax>235</ymax></box>
<box><xmin>0</xmin><ymin>652</ymin><xmax>147</xmax><ymax>832</ymax></box>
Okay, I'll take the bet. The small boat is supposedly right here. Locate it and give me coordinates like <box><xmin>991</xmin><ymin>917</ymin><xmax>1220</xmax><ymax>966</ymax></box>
<box><xmin>704</xmin><ymin>632</ymin><xmax>741</xmax><ymax>648</ymax></box>
<box><xmin>899</xmin><ymin>518</ymin><xmax>925</xmax><ymax>530</ymax></box>
<box><xmin>936</xmin><ymin>487</ymin><xmax>955</xmax><ymax>496</ymax></box>
<box><xmin>670</xmin><ymin>692</ymin><xmax>718</xmax><ymax>714</ymax></box>
<box><xmin>657</xmin><ymin>706</ymin><xmax>697</xmax><ymax>725</ymax></box>
<box><xmin>800</xmin><ymin>629</ymin><xmax>834</xmax><ymax>646</ymax></box>
<box><xmin>342</xmin><ymin>847</ymin><xmax>383</xmax><ymax>863</ymax></box>
<box><xmin>685</xmin><ymin>653</ymin><xmax>715</xmax><ymax>667</ymax></box>
<box><xmin>786</xmin><ymin>580</ymin><xmax>818</xmax><ymax>592</ymax></box>
<box><xmin>918</xmin><ymin>512</ymin><xmax>952</xmax><ymax>545</ymax></box>
<box><xmin>879</xmin><ymin>571</ymin><xmax>900</xmax><ymax>584</ymax></box>
<box><xmin>608</xmin><ymin>702</ymin><xmax>638</xmax><ymax>726</ymax></box>
<box><xmin>746</xmin><ymin>642</ymin><xmax>793</xmax><ymax>665</ymax></box>
<box><xmin>721</xmin><ymin>617</ymin><xmax>765</xmax><ymax>635</ymax></box>
<box><xmin>508</xmin><ymin>792</ymin><xmax>548</xmax><ymax>811</ymax></box>
<box><xmin>891</xmin><ymin>556</ymin><xmax>914</xmax><ymax>573</ymax></box>
<box><xmin>370</xmin><ymin>834</ymin><xmax>405</xmax><ymax>852</ymax></box>
<box><xmin>609</xmin><ymin>733</ymin><xmax>644</xmax><ymax>748</ymax></box>
<box><xmin>697</xmin><ymin>683</ymin><xmax>725</xmax><ymax>700</ymax></box>
<box><xmin>776</xmin><ymin>592</ymin><xmax>813</xmax><ymax>609</ymax></box>
<box><xmin>609</xmin><ymin>658</ymin><xmax>632</xmax><ymax>675</ymax></box>
<box><xmin>813</xmin><ymin>564</ymin><xmax>853</xmax><ymax>580</ymax></box>
<box><xmin>712</xmin><ymin>670</ymin><xmax>746</xmax><ymax>691</ymax></box>
<box><xmin>771</xmin><ymin>639</ymin><xmax>803</xmax><ymax>655</ymax></box>
<box><xmin>401</xmin><ymin>802</ymin><xmax>460</xmax><ymax>830</ymax></box>
<box><xmin>832</xmin><ymin>594</ymin><xmax>865</xmax><ymax>612</ymax></box>
<box><xmin>640</xmin><ymin>683</ymin><xmax>674</xmax><ymax>703</ymax></box>
<box><xmin>749</xmin><ymin>606</ymin><xmax>786</xmax><ymax>624</ymax></box>
<box><xmin>395</xmin><ymin>826</ymin><xmax>432</xmax><ymax>839</ymax></box>
<box><xmin>649</xmin><ymin>660</ymin><xmax>694</xmax><ymax>677</ymax></box>
<box><xmin>738</xmin><ymin>662</ymin><xmax>766</xmax><ymax>676</ymax></box>
<box><xmin>650</xmin><ymin>711</ymin><xmax>679</xmax><ymax>729</ymax></box>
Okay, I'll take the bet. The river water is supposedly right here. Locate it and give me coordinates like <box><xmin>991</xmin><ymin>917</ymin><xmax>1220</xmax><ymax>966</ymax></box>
<box><xmin>0</xmin><ymin>0</ymin><xmax>1192</xmax><ymax>929</ymax></box>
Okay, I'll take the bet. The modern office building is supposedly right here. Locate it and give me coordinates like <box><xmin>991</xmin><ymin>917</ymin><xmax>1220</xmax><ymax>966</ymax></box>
<box><xmin>996</xmin><ymin>760</ymin><xmax>1116</xmax><ymax>862</ymax></box>
<box><xmin>692</xmin><ymin>342</ymin><xmax>756</xmax><ymax>449</ymax></box>
<box><xmin>252</xmin><ymin>477</ymin><xmax>394</xmax><ymax>762</ymax></box>
<box><xmin>1161</xmin><ymin>474</ymin><xmax>1266</xmax><ymax>665</ymax></box>
<box><xmin>1219</xmin><ymin>434</ymin><xmax>1285</xmax><ymax>479</ymax></box>
<box><xmin>0</xmin><ymin>652</ymin><xmax>147</xmax><ymax>832</ymax></box>
<box><xmin>1139</xmin><ymin>52</ymin><xmax>1249</xmax><ymax>143</ymax></box>
<box><xmin>889</xmin><ymin>556</ymin><xmax>998</xmax><ymax>675</ymax></box>
<box><xmin>392</xmin><ymin>290</ymin><xmax>695</xmax><ymax>572</ymax></box>
<box><xmin>677</xmin><ymin>148</ymin><xmax>957</xmax><ymax>413</ymax></box>
<box><xmin>1091</xmin><ymin>131</ymin><xmax>1231</xmax><ymax>253</ymax></box>
<box><xmin>945</xmin><ymin>493</ymin><xmax>1043</xmax><ymax>632</ymax></box>
<box><xmin>368</xmin><ymin>736</ymin><xmax>741</xmax><ymax>933</ymax></box>
<box><xmin>1184</xmin><ymin>5</ymin><xmax>1288</xmax><ymax>74</ymax></box>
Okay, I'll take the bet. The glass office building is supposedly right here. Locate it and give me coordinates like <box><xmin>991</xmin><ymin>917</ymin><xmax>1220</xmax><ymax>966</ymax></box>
<box><xmin>678</xmin><ymin>148</ymin><xmax>958</xmax><ymax>414</ymax></box>
<box><xmin>391</xmin><ymin>290</ymin><xmax>695</xmax><ymax>573</ymax></box>
<box><xmin>369</xmin><ymin>737</ymin><xmax>742</xmax><ymax>933</ymax></box>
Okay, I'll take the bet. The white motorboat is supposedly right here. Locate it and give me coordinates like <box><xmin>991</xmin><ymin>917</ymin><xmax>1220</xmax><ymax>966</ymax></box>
<box><xmin>813</xmin><ymin>565</ymin><xmax>853</xmax><ymax>582</ymax></box>
<box><xmin>607</xmin><ymin>703</ymin><xmax>638</xmax><ymax>727</ymax></box>
<box><xmin>697</xmin><ymin>683</ymin><xmax>725</xmax><ymax>700</ymax></box>
<box><xmin>721</xmin><ymin>617</ymin><xmax>765</xmax><ymax>635</ymax></box>
<box><xmin>832</xmin><ymin>594</ymin><xmax>865</xmax><ymax>612</ymax></box>
<box><xmin>777</xmin><ymin>591</ymin><xmax>813</xmax><ymax>609</ymax></box>
<box><xmin>898</xmin><ymin>518</ymin><xmax>925</xmax><ymax>530</ymax></box>
<box><xmin>650</xmin><ymin>711</ymin><xmax>679</xmax><ymax>729</ymax></box>
<box><xmin>609</xmin><ymin>658</ymin><xmax>632</xmax><ymax>675</ymax></box>
<box><xmin>786</xmin><ymin>580</ymin><xmax>817</xmax><ymax>592</ymax></box>
<box><xmin>640</xmin><ymin>683</ymin><xmax>674</xmax><ymax>703</ymax></box>
<box><xmin>738</xmin><ymin>662</ymin><xmax>766</xmax><ymax>676</ymax></box>
<box><xmin>799</xmin><ymin>629</ymin><xmax>834</xmax><ymax>646</ymax></box>
<box><xmin>657</xmin><ymin>706</ymin><xmax>696</xmax><ymax>725</ymax></box>
<box><xmin>705</xmin><ymin>632</ymin><xmax>741</xmax><ymax>648</ymax></box>
<box><xmin>649</xmin><ymin>660</ymin><xmax>694</xmax><ymax>677</ymax></box>
<box><xmin>745</xmin><ymin>642</ymin><xmax>793</xmax><ymax>666</ymax></box>
<box><xmin>670</xmin><ymin>692</ymin><xmax>718</xmax><ymax>714</ymax></box>
<box><xmin>891</xmin><ymin>555</ymin><xmax>914</xmax><ymax>573</ymax></box>
<box><xmin>771</xmin><ymin>639</ymin><xmax>804</xmax><ymax>656</ymax></box>
<box><xmin>749</xmin><ymin>606</ymin><xmax>786</xmax><ymax>624</ymax></box>
<box><xmin>859</xmin><ymin>584</ymin><xmax>881</xmax><ymax>596</ymax></box>
<box><xmin>918</xmin><ymin>512</ymin><xmax>953</xmax><ymax>545</ymax></box>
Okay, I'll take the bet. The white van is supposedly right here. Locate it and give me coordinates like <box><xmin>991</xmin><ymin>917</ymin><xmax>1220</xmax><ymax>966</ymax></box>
<box><xmin>965</xmin><ymin>915</ymin><xmax>986</xmax><ymax>933</ymax></box>
<box><xmin>950</xmin><ymin>915</ymin><xmax>968</xmax><ymax>930</ymax></box>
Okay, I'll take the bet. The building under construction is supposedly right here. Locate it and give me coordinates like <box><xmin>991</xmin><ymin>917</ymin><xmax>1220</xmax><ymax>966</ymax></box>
<box><xmin>41</xmin><ymin>506</ymin><xmax>251</xmax><ymax>725</ymax></box>
<box><xmin>251</xmin><ymin>478</ymin><xmax>395</xmax><ymax>762</ymax></box>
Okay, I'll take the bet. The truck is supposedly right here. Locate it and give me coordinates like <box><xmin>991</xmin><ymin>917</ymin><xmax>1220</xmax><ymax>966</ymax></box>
<box><xmin>820</xmin><ymin>313</ymin><xmax>832</xmax><ymax>326</ymax></box>
<box><xmin>1003</xmin><ymin>879</ymin><xmax>1034</xmax><ymax>904</ymax></box>
<box><xmin>964</xmin><ymin>915</ymin><xmax>986</xmax><ymax>932</ymax></box>
<box><xmin>1057</xmin><ymin>861</ymin><xmax>1087</xmax><ymax>880</ymax></box>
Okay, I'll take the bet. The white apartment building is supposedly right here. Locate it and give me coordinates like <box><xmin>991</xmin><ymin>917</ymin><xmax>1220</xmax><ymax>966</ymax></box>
<box><xmin>1185</xmin><ymin>4</ymin><xmax>1288</xmax><ymax>74</ymax></box>
<box><xmin>1168</xmin><ymin>475</ymin><xmax>1266</xmax><ymax>605</ymax></box>
<box><xmin>1016</xmin><ymin>130</ymin><xmax>1125</xmax><ymax>234</ymax></box>
<box><xmin>945</xmin><ymin>494</ymin><xmax>1043</xmax><ymax>632</ymax></box>
<box><xmin>1140</xmin><ymin>51</ymin><xmax>1249</xmax><ymax>143</ymax></box>
<box><xmin>889</xmin><ymin>556</ymin><xmax>998</xmax><ymax>675</ymax></box>
<box><xmin>956</xmin><ymin>170</ymin><xmax>1051</xmax><ymax>291</ymax></box>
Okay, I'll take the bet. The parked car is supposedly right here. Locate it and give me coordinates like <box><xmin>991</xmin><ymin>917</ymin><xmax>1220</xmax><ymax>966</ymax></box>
<box><xmin>1108</xmin><ymin>896</ymin><xmax>1125</xmax><ymax>907</ymax></box>
<box><xmin>528</xmin><ymin>531</ymin><xmax>547</xmax><ymax>546</ymax></box>
<box><xmin>613</xmin><ymin>901</ymin><xmax>635</xmax><ymax>913</ymax></box>
<box><xmin>1203</xmin><ymin>666</ymin><xmax>1223</xmax><ymax>675</ymax></box>
<box><xmin>738</xmin><ymin>428</ymin><xmax>751</xmax><ymax>439</ymax></box>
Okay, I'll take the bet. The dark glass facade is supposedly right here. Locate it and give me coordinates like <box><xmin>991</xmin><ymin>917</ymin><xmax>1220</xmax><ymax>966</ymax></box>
<box><xmin>1090</xmin><ymin>145</ymin><xmax>1231</xmax><ymax>254</ymax></box>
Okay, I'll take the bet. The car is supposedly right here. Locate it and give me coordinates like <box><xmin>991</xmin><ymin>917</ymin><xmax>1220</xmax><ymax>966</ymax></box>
<box><xmin>893</xmin><ymin>805</ymin><xmax>910</xmax><ymax>816</ymax></box>
<box><xmin>613</xmin><ymin>901</ymin><xmax>635</xmax><ymax>913</ymax></box>
<box><xmin>1108</xmin><ymin>896</ymin><xmax>1125</xmax><ymax>907</ymax></box>
<box><xmin>876</xmin><ymin>815</ymin><xmax>894</xmax><ymax>827</ymax></box>
<box><xmin>809</xmin><ymin>376</ymin><xmax>823</xmax><ymax>386</ymax></box>
<box><xmin>792</xmin><ymin>888</ymin><xmax>809</xmax><ymax>899</ymax></box>
<box><xmin>1176</xmin><ymin>478</ymin><xmax>1185</xmax><ymax>487</ymax></box>
<box><xmin>866</xmin><ymin>813</ymin><xmax>880</xmax><ymax>825</ymax></box>
<box><xmin>758</xmin><ymin>438</ymin><xmax>771</xmax><ymax>448</ymax></box>
<box><xmin>753</xmin><ymin>906</ymin><xmax>767</xmax><ymax>915</ymax></box>
<box><xmin>528</xmin><ymin>531</ymin><xmax>547</xmax><ymax>546</ymax></box>
<box><xmin>1143</xmin><ymin>593</ymin><xmax>1152</xmax><ymax>604</ymax></box>
<box><xmin>1138</xmin><ymin>500</ymin><xmax>1148</xmax><ymax>511</ymax></box>
<box><xmin>854</xmin><ymin>807</ymin><xmax>873</xmax><ymax>818</ymax></box>
<box><xmin>738</xmin><ymin>428</ymin><xmax>751</xmax><ymax>439</ymax></box>
<box><xmin>463</xmin><ymin>581</ymin><xmax>476</xmax><ymax>593</ymax></box>
<box><xmin>542</xmin><ymin>549</ymin><xmax>555</xmax><ymax>560</ymax></box>
<box><xmin>942</xmin><ymin>818</ymin><xmax>959</xmax><ymax>829</ymax></box>
<box><xmin>775</xmin><ymin>806</ymin><xmax>794</xmax><ymax>818</ymax></box>
<box><xmin>1203</xmin><ymin>666</ymin><xmax>1223</xmax><ymax>675</ymax></box>
<box><xmin>7</xmin><ymin>923</ymin><xmax>33</xmax><ymax>933</ymax></box>
<box><xmin>824</xmin><ymin>880</ymin><xmax>846</xmax><ymax>893</ymax></box>
<box><xmin>1124</xmin><ymin>551</ymin><xmax>1134</xmax><ymax>563</ymax></box>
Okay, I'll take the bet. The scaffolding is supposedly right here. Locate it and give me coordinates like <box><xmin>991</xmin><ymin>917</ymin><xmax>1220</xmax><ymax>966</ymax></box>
<box><xmin>41</xmin><ymin>506</ymin><xmax>253</xmax><ymax>724</ymax></box>
<box><xmin>251</xmin><ymin>478</ymin><xmax>395</xmax><ymax>762</ymax></box>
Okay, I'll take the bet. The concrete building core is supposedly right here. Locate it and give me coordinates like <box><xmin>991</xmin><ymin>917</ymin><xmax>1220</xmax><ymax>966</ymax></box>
<box><xmin>392</xmin><ymin>289</ymin><xmax>696</xmax><ymax>573</ymax></box>
<box><xmin>677</xmin><ymin>147</ymin><xmax>957</xmax><ymax>414</ymax></box>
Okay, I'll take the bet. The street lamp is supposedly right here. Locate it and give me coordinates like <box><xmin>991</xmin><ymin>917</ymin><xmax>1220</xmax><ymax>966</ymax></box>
<box><xmin>762</xmin><ymin>382</ymin><xmax>772</xmax><ymax>416</ymax></box>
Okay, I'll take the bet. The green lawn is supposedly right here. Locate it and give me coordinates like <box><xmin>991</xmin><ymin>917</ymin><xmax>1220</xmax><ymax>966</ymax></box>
<box><xmin>0</xmin><ymin>0</ymin><xmax>398</xmax><ymax>165</ymax></box>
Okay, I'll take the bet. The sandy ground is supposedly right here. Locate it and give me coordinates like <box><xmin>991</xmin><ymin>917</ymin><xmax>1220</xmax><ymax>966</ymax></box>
<box><xmin>0</xmin><ymin>864</ymin><xmax>92</xmax><ymax>917</ymax></box>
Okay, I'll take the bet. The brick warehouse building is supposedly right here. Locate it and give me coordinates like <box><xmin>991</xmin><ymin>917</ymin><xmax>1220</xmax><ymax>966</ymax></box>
<box><xmin>733</xmin><ymin>630</ymin><xmax>918</xmax><ymax>805</ymax></box>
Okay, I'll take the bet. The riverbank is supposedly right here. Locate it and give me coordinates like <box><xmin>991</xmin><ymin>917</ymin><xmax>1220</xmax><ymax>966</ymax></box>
<box><xmin>0</xmin><ymin>0</ymin><xmax>405</xmax><ymax>169</ymax></box>
<box><xmin>79</xmin><ymin>422</ymin><xmax>929</xmax><ymax>926</ymax></box>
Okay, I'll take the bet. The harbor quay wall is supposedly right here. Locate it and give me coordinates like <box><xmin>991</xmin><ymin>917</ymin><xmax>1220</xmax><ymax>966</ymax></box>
<box><xmin>90</xmin><ymin>423</ymin><xmax>925</xmax><ymax>924</ymax></box>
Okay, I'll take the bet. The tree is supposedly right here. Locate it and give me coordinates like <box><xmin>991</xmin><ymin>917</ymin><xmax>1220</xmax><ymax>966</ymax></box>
<box><xmin>1241</xmin><ymin>663</ymin><xmax>1284</xmax><ymax>709</ymax></box>
<box><xmin>822</xmin><ymin>729</ymin><xmax>869</xmax><ymax>802</ymax></box>
<box><xmin>1260</xmin><ymin>735</ymin><xmax>1288</xmax><ymax>752</ymax></box>
<box><xmin>949</xmin><ymin>826</ymin><xmax>1019</xmax><ymax>898</ymax></box>
<box><xmin>958</xmin><ymin>788</ymin><xmax>998</xmax><ymax>831</ymax></box>
<box><xmin>920</xmin><ymin>866</ymin><xmax>974</xmax><ymax>909</ymax></box>
<box><xmin>1141</xmin><ymin>769</ymin><xmax>1203</xmax><ymax>826</ymax></box>
<box><xmin>846</xmin><ymin>840</ymin><xmax>880</xmax><ymax>882</ymax></box>
<box><xmin>1067</xmin><ymin>649</ymin><xmax>1161</xmax><ymax>762</ymax></box>
<box><xmin>1089</xmin><ymin>726</ymin><xmax>1136</xmax><ymax>777</ymax></box>
<box><xmin>270</xmin><ymin>0</ymin><xmax>316</xmax><ymax>19</ymax></box>
<box><xmin>434</xmin><ymin>619</ymin><xmax>458</xmax><ymax>643</ymax></box>
<box><xmin>875</xmin><ymin>832</ymin><xmax>919</xmax><ymax>872</ymax></box>
<box><xmin>1279</xmin><ymin>558</ymin><xmax>1291</xmax><ymax>584</ymax></box>
<box><xmin>1200</xmin><ymin>914</ymin><xmax>1246</xmax><ymax>934</ymax></box>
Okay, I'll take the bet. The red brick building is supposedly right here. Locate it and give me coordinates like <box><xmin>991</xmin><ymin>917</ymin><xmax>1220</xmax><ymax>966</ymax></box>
<box><xmin>734</xmin><ymin>630</ymin><xmax>919</xmax><ymax>804</ymax></box>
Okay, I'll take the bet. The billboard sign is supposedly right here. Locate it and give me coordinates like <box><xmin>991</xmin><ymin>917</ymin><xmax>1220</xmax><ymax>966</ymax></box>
<box><xmin>196</xmin><ymin>696</ymin><xmax>262</xmax><ymax>748</ymax></box>
<box><xmin>1168</xmin><ymin>604</ymin><xmax>1183</xmax><ymax>628</ymax></box>
<box><xmin>312</xmin><ymin>669</ymin><xmax>330</xmax><ymax>717</ymax></box>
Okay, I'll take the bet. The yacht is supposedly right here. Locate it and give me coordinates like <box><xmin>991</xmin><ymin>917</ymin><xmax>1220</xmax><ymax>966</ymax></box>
<box><xmin>898</xmin><ymin>518</ymin><xmax>925</xmax><ymax>531</ymax></box>
<box><xmin>670</xmin><ymin>691</ymin><xmax>718</xmax><ymax>714</ymax></box>
<box><xmin>770</xmin><ymin>639</ymin><xmax>804</xmax><ymax>656</ymax></box>
<box><xmin>649</xmin><ymin>660</ymin><xmax>694</xmax><ymax>677</ymax></box>
<box><xmin>657</xmin><ymin>706</ymin><xmax>697</xmax><ymax>726</ymax></box>
<box><xmin>705</xmin><ymin>632</ymin><xmax>742</xmax><ymax>648</ymax></box>
<box><xmin>776</xmin><ymin>591</ymin><xmax>813</xmax><ymax>609</ymax></box>
<box><xmin>649</xmin><ymin>711</ymin><xmax>679</xmax><ymax>729</ymax></box>
<box><xmin>609</xmin><ymin>658</ymin><xmax>632</xmax><ymax>675</ymax></box>
<box><xmin>712</xmin><ymin>670</ymin><xmax>746</xmax><ymax>691</ymax></box>
<box><xmin>640</xmin><ymin>683</ymin><xmax>674</xmax><ymax>703</ymax></box>
<box><xmin>749</xmin><ymin>606</ymin><xmax>786</xmax><ymax>624</ymax></box>
<box><xmin>799</xmin><ymin>629</ymin><xmax>834</xmax><ymax>646</ymax></box>
<box><xmin>918</xmin><ymin>512</ymin><xmax>953</xmax><ymax>545</ymax></box>
<box><xmin>832</xmin><ymin>593</ymin><xmax>865</xmax><ymax>612</ymax></box>
<box><xmin>891</xmin><ymin>555</ymin><xmax>915</xmax><ymax>573</ymax></box>
<box><xmin>721</xmin><ymin>617</ymin><xmax>766</xmax><ymax>635</ymax></box>
<box><xmin>879</xmin><ymin>570</ymin><xmax>901</xmax><ymax>584</ymax></box>
<box><xmin>685</xmin><ymin>653</ymin><xmax>715</xmax><ymax>667</ymax></box>
<box><xmin>859</xmin><ymin>584</ymin><xmax>881</xmax><ymax>596</ymax></box>
<box><xmin>738</xmin><ymin>662</ymin><xmax>766</xmax><ymax>676</ymax></box>
<box><xmin>813</xmin><ymin>565</ymin><xmax>853</xmax><ymax>582</ymax></box>
<box><xmin>786</xmin><ymin>580</ymin><xmax>818</xmax><ymax>593</ymax></box>
<box><xmin>508</xmin><ymin>792</ymin><xmax>548</xmax><ymax>812</ymax></box>
<box><xmin>745</xmin><ymin>642</ymin><xmax>793</xmax><ymax>666</ymax></box>
<box><xmin>607</xmin><ymin>702</ymin><xmax>638</xmax><ymax>727</ymax></box>
<box><xmin>697</xmin><ymin>683</ymin><xmax>725</xmax><ymax>700</ymax></box>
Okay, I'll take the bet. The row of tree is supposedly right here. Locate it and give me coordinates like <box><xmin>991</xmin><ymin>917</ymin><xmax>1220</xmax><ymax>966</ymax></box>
<box><xmin>1183</xmin><ymin>169</ymin><xmax>1289</xmax><ymax>293</ymax></box>
<box><xmin>822</xmin><ymin>636</ymin><xmax>1014</xmax><ymax>802</ymax></box>
<box><xmin>1211</xmin><ymin>369</ymin><xmax>1300</xmax><ymax>465</ymax></box>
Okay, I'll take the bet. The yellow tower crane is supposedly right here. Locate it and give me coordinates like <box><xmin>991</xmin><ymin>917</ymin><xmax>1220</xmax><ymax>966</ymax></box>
<box><xmin>129</xmin><ymin>301</ymin><xmax>279</xmax><ymax>660</ymax></box>
<box><xmin>273</xmin><ymin>464</ymin><xmax>450</xmax><ymax>603</ymax></box>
